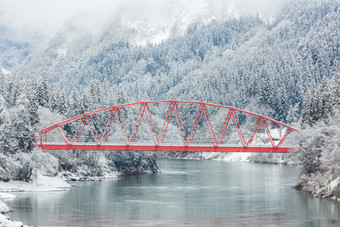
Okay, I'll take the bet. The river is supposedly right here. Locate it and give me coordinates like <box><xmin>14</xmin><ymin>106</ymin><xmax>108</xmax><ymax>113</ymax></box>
<box><xmin>8</xmin><ymin>160</ymin><xmax>340</xmax><ymax>226</ymax></box>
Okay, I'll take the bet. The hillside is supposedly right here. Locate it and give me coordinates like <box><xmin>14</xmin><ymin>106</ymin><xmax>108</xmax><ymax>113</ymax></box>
<box><xmin>15</xmin><ymin>0</ymin><xmax>340</xmax><ymax>123</ymax></box>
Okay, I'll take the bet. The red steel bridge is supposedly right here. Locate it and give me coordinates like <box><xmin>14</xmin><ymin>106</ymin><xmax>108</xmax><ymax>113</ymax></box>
<box><xmin>36</xmin><ymin>100</ymin><xmax>300</xmax><ymax>153</ymax></box>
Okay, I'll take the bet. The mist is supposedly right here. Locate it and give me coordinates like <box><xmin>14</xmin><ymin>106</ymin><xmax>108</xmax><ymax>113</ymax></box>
<box><xmin>0</xmin><ymin>0</ymin><xmax>287</xmax><ymax>37</ymax></box>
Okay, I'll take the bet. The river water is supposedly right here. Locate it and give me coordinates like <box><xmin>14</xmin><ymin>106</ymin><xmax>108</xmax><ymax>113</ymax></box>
<box><xmin>8</xmin><ymin>160</ymin><xmax>340</xmax><ymax>226</ymax></box>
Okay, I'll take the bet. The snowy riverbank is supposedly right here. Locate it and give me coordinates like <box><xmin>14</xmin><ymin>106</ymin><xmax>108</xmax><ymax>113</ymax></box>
<box><xmin>0</xmin><ymin>174</ymin><xmax>71</xmax><ymax>227</ymax></box>
<box><xmin>0</xmin><ymin>173</ymin><xmax>71</xmax><ymax>192</ymax></box>
<box><xmin>0</xmin><ymin>192</ymin><xmax>29</xmax><ymax>227</ymax></box>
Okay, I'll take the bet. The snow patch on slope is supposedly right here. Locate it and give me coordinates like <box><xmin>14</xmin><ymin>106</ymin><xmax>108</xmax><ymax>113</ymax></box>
<box><xmin>1</xmin><ymin>67</ymin><xmax>11</xmax><ymax>75</ymax></box>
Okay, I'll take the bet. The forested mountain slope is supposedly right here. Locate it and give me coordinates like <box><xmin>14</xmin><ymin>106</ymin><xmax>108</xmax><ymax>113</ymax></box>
<box><xmin>17</xmin><ymin>0</ymin><xmax>340</xmax><ymax>123</ymax></box>
<box><xmin>0</xmin><ymin>25</ymin><xmax>37</xmax><ymax>73</ymax></box>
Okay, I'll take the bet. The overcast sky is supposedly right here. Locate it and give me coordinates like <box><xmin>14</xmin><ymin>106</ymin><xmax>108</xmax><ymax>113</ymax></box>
<box><xmin>0</xmin><ymin>0</ymin><xmax>287</xmax><ymax>36</ymax></box>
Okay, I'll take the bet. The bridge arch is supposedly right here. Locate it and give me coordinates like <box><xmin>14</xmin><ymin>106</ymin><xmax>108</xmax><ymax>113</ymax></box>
<box><xmin>36</xmin><ymin>100</ymin><xmax>300</xmax><ymax>152</ymax></box>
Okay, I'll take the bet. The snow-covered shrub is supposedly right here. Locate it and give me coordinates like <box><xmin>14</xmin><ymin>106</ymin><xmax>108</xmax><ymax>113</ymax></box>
<box><xmin>319</xmin><ymin>116</ymin><xmax>340</xmax><ymax>176</ymax></box>
<box><xmin>298</xmin><ymin>131</ymin><xmax>324</xmax><ymax>174</ymax></box>
<box><xmin>0</xmin><ymin>152</ymin><xmax>35</xmax><ymax>182</ymax></box>
<box><xmin>54</xmin><ymin>150</ymin><xmax>104</xmax><ymax>180</ymax></box>
<box><xmin>0</xmin><ymin>153</ymin><xmax>19</xmax><ymax>182</ymax></box>
<box><xmin>294</xmin><ymin>72</ymin><xmax>340</xmax><ymax>200</ymax></box>
<box><xmin>31</xmin><ymin>149</ymin><xmax>59</xmax><ymax>176</ymax></box>
<box><xmin>106</xmin><ymin>151</ymin><xmax>159</xmax><ymax>176</ymax></box>
<box><xmin>14</xmin><ymin>158</ymin><xmax>33</xmax><ymax>182</ymax></box>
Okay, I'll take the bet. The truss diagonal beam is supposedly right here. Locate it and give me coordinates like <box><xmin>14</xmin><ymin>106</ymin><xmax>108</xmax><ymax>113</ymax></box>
<box><xmin>160</xmin><ymin>102</ymin><xmax>174</xmax><ymax>144</ymax></box>
<box><xmin>202</xmin><ymin>104</ymin><xmax>217</xmax><ymax>146</ymax></box>
<box><xmin>117</xmin><ymin>108</ymin><xmax>130</xmax><ymax>145</ymax></box>
<box><xmin>247</xmin><ymin>116</ymin><xmax>262</xmax><ymax>146</ymax></box>
<box><xmin>188</xmin><ymin>104</ymin><xmax>203</xmax><ymax>144</ymax></box>
<box><xmin>261</xmin><ymin>119</ymin><xmax>276</xmax><ymax>147</ymax></box>
<box><xmin>75</xmin><ymin>117</ymin><xmax>88</xmax><ymax>143</ymax></box>
<box><xmin>102</xmin><ymin>109</ymin><xmax>118</xmax><ymax>144</ymax></box>
<box><xmin>129</xmin><ymin>104</ymin><xmax>145</xmax><ymax>143</ymax></box>
<box><xmin>173</xmin><ymin>102</ymin><xmax>189</xmax><ymax>146</ymax></box>
<box><xmin>145</xmin><ymin>103</ymin><xmax>159</xmax><ymax>145</ymax></box>
<box><xmin>217</xmin><ymin>110</ymin><xmax>232</xmax><ymax>145</ymax></box>
<box><xmin>87</xmin><ymin>115</ymin><xmax>101</xmax><ymax>144</ymax></box>
<box><xmin>57</xmin><ymin>125</ymin><xmax>71</xmax><ymax>145</ymax></box>
<box><xmin>277</xmin><ymin>128</ymin><xmax>291</xmax><ymax>147</ymax></box>
<box><xmin>231</xmin><ymin>110</ymin><xmax>246</xmax><ymax>147</ymax></box>
<box><xmin>72</xmin><ymin>117</ymin><xmax>86</xmax><ymax>143</ymax></box>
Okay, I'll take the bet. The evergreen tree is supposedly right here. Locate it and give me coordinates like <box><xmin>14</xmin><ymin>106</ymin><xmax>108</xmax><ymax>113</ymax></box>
<box><xmin>0</xmin><ymin>108</ymin><xmax>12</xmax><ymax>153</ymax></box>
<box><xmin>66</xmin><ymin>89</ymin><xmax>82</xmax><ymax>118</ymax></box>
<box><xmin>26</xmin><ymin>80</ymin><xmax>40</xmax><ymax>127</ymax></box>
<box><xmin>49</xmin><ymin>86</ymin><xmax>67</xmax><ymax>115</ymax></box>
<box><xmin>7</xmin><ymin>80</ymin><xmax>20</xmax><ymax>108</ymax></box>
<box><xmin>10</xmin><ymin>94</ymin><xmax>35</xmax><ymax>152</ymax></box>
<box><xmin>0</xmin><ymin>94</ymin><xmax>11</xmax><ymax>152</ymax></box>
<box><xmin>328</xmin><ymin>71</ymin><xmax>340</xmax><ymax>115</ymax></box>
<box><xmin>37</xmin><ymin>73</ymin><xmax>50</xmax><ymax>107</ymax></box>
<box><xmin>301</xmin><ymin>88</ymin><xmax>313</xmax><ymax>127</ymax></box>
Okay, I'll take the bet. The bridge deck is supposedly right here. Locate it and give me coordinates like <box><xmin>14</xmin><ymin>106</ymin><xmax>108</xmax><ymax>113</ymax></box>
<box><xmin>37</xmin><ymin>143</ymin><xmax>296</xmax><ymax>153</ymax></box>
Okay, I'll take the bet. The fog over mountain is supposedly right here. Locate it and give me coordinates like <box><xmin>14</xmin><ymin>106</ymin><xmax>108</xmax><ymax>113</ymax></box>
<box><xmin>0</xmin><ymin>0</ymin><xmax>285</xmax><ymax>36</ymax></box>
<box><xmin>0</xmin><ymin>0</ymin><xmax>289</xmax><ymax>74</ymax></box>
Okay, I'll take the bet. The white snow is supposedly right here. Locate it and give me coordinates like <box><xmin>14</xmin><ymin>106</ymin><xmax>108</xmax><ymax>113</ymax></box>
<box><xmin>0</xmin><ymin>214</ymin><xmax>28</xmax><ymax>227</ymax></box>
<box><xmin>0</xmin><ymin>193</ymin><xmax>15</xmax><ymax>214</ymax></box>
<box><xmin>1</xmin><ymin>67</ymin><xmax>11</xmax><ymax>75</ymax></box>
<box><xmin>0</xmin><ymin>193</ymin><xmax>15</xmax><ymax>200</ymax></box>
<box><xmin>57</xmin><ymin>47</ymin><xmax>67</xmax><ymax>57</ymax></box>
<box><xmin>0</xmin><ymin>175</ymin><xmax>69</xmax><ymax>227</ymax></box>
<box><xmin>0</xmin><ymin>201</ymin><xmax>10</xmax><ymax>214</ymax></box>
<box><xmin>0</xmin><ymin>173</ymin><xmax>71</xmax><ymax>192</ymax></box>
<box><xmin>0</xmin><ymin>192</ymin><xmax>29</xmax><ymax>226</ymax></box>
<box><xmin>329</xmin><ymin>177</ymin><xmax>340</xmax><ymax>191</ymax></box>
<box><xmin>216</xmin><ymin>153</ymin><xmax>251</xmax><ymax>162</ymax></box>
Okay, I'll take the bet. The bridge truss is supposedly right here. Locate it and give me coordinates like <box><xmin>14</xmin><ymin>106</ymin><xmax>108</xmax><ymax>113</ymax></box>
<box><xmin>36</xmin><ymin>101</ymin><xmax>300</xmax><ymax>153</ymax></box>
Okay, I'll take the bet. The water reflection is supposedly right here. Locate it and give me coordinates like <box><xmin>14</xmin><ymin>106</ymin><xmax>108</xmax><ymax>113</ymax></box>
<box><xmin>8</xmin><ymin>160</ymin><xmax>340</xmax><ymax>226</ymax></box>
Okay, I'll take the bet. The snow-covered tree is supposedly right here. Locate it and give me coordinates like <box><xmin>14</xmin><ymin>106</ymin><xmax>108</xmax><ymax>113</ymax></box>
<box><xmin>0</xmin><ymin>94</ymin><xmax>12</xmax><ymax>153</ymax></box>
<box><xmin>36</xmin><ymin>73</ymin><xmax>50</xmax><ymax>107</ymax></box>
<box><xmin>10</xmin><ymin>94</ymin><xmax>36</xmax><ymax>152</ymax></box>
<box><xmin>297</xmin><ymin>70</ymin><xmax>340</xmax><ymax>199</ymax></box>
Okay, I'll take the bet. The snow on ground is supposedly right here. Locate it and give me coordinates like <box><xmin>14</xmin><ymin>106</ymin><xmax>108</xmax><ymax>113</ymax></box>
<box><xmin>0</xmin><ymin>193</ymin><xmax>16</xmax><ymax>214</ymax></box>
<box><xmin>0</xmin><ymin>193</ymin><xmax>15</xmax><ymax>200</ymax></box>
<box><xmin>0</xmin><ymin>192</ymin><xmax>30</xmax><ymax>227</ymax></box>
<box><xmin>0</xmin><ymin>201</ymin><xmax>10</xmax><ymax>214</ymax></box>
<box><xmin>214</xmin><ymin>153</ymin><xmax>251</xmax><ymax>162</ymax></box>
<box><xmin>329</xmin><ymin>177</ymin><xmax>340</xmax><ymax>191</ymax></box>
<box><xmin>0</xmin><ymin>174</ymin><xmax>69</xmax><ymax>226</ymax></box>
<box><xmin>0</xmin><ymin>214</ymin><xmax>29</xmax><ymax>227</ymax></box>
<box><xmin>0</xmin><ymin>173</ymin><xmax>71</xmax><ymax>192</ymax></box>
